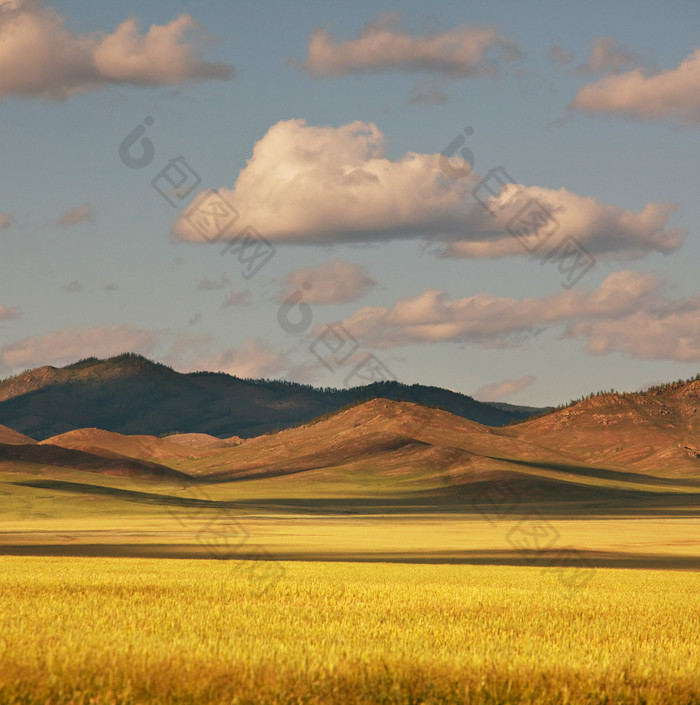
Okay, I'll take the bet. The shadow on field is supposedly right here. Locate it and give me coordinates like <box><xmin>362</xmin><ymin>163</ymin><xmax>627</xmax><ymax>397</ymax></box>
<box><xmin>494</xmin><ymin>457</ymin><xmax>700</xmax><ymax>489</ymax></box>
<box><xmin>1</xmin><ymin>543</ymin><xmax>699</xmax><ymax>570</ymax></box>
<box><xmin>12</xmin><ymin>479</ymin><xmax>700</xmax><ymax>517</ymax></box>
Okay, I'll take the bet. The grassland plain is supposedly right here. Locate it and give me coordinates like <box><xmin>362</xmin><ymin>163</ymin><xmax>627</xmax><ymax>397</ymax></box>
<box><xmin>0</xmin><ymin>557</ymin><xmax>698</xmax><ymax>705</ymax></box>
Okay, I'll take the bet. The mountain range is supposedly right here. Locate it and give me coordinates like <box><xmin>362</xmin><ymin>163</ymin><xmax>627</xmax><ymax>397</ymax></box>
<box><xmin>0</xmin><ymin>353</ymin><xmax>541</xmax><ymax>440</ymax></box>
<box><xmin>0</xmin><ymin>363</ymin><xmax>698</xmax><ymax>520</ymax></box>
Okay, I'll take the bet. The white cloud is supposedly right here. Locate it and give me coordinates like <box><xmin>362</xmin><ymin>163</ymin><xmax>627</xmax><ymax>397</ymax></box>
<box><xmin>173</xmin><ymin>119</ymin><xmax>683</xmax><ymax>260</ymax></box>
<box><xmin>574</xmin><ymin>37</ymin><xmax>643</xmax><ymax>75</ymax></box>
<box><xmin>0</xmin><ymin>212</ymin><xmax>13</xmax><ymax>228</ymax></box>
<box><xmin>282</xmin><ymin>260</ymin><xmax>375</xmax><ymax>305</ymax></box>
<box><xmin>445</xmin><ymin>184</ymin><xmax>684</xmax><ymax>259</ymax></box>
<box><xmin>0</xmin><ymin>1</ymin><xmax>232</xmax><ymax>100</ymax></box>
<box><xmin>299</xmin><ymin>14</ymin><xmax>519</xmax><ymax>78</ymax></box>
<box><xmin>331</xmin><ymin>270</ymin><xmax>700</xmax><ymax>361</ymax></box>
<box><xmin>0</xmin><ymin>324</ymin><xmax>162</xmax><ymax>368</ymax></box>
<box><xmin>57</xmin><ymin>203</ymin><xmax>94</xmax><ymax>227</ymax></box>
<box><xmin>571</xmin><ymin>47</ymin><xmax>700</xmax><ymax>125</ymax></box>
<box><xmin>565</xmin><ymin>301</ymin><xmax>700</xmax><ymax>361</ymax></box>
<box><xmin>174</xmin><ymin>119</ymin><xmax>470</xmax><ymax>245</ymax></box>
<box><xmin>476</xmin><ymin>375</ymin><xmax>536</xmax><ymax>401</ymax></box>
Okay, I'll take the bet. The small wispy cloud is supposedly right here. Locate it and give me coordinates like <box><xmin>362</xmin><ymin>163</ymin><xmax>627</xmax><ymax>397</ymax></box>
<box><xmin>61</xmin><ymin>281</ymin><xmax>83</xmax><ymax>293</ymax></box>
<box><xmin>549</xmin><ymin>43</ymin><xmax>574</xmax><ymax>66</ymax></box>
<box><xmin>407</xmin><ymin>79</ymin><xmax>450</xmax><ymax>105</ymax></box>
<box><xmin>197</xmin><ymin>274</ymin><xmax>232</xmax><ymax>291</ymax></box>
<box><xmin>57</xmin><ymin>203</ymin><xmax>94</xmax><ymax>227</ymax></box>
<box><xmin>574</xmin><ymin>37</ymin><xmax>644</xmax><ymax>75</ymax></box>
<box><xmin>193</xmin><ymin>339</ymin><xmax>291</xmax><ymax>379</ymax></box>
<box><xmin>282</xmin><ymin>260</ymin><xmax>375</xmax><ymax>305</ymax></box>
<box><xmin>222</xmin><ymin>291</ymin><xmax>250</xmax><ymax>308</ymax></box>
<box><xmin>0</xmin><ymin>324</ymin><xmax>162</xmax><ymax>369</ymax></box>
<box><xmin>298</xmin><ymin>14</ymin><xmax>520</xmax><ymax>78</ymax></box>
<box><xmin>0</xmin><ymin>305</ymin><xmax>20</xmax><ymax>320</ymax></box>
<box><xmin>476</xmin><ymin>375</ymin><xmax>536</xmax><ymax>401</ymax></box>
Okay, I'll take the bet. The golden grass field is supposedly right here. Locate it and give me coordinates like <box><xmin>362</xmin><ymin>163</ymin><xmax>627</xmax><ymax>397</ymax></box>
<box><xmin>1</xmin><ymin>557</ymin><xmax>698</xmax><ymax>705</ymax></box>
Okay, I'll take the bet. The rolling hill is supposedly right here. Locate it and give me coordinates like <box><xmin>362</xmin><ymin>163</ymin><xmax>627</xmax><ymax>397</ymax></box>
<box><xmin>0</xmin><ymin>424</ymin><xmax>36</xmax><ymax>445</ymax></box>
<box><xmin>12</xmin><ymin>388</ymin><xmax>697</xmax><ymax>516</ymax></box>
<box><xmin>0</xmin><ymin>441</ymin><xmax>192</xmax><ymax>483</ymax></box>
<box><xmin>40</xmin><ymin>428</ymin><xmax>241</xmax><ymax>465</ymax></box>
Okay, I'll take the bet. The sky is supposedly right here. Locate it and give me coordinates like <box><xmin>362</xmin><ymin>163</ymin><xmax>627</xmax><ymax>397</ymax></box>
<box><xmin>1</xmin><ymin>0</ymin><xmax>699</xmax><ymax>407</ymax></box>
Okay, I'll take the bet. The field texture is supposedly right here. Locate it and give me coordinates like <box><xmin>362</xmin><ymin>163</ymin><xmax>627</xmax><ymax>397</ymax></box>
<box><xmin>0</xmin><ymin>557</ymin><xmax>698</xmax><ymax>705</ymax></box>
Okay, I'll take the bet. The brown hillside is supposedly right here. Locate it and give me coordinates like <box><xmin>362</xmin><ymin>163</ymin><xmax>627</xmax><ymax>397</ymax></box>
<box><xmin>40</xmin><ymin>428</ymin><xmax>236</xmax><ymax>465</ymax></box>
<box><xmin>0</xmin><ymin>442</ymin><xmax>192</xmax><ymax>482</ymax></box>
<box><xmin>0</xmin><ymin>424</ymin><xmax>36</xmax><ymax>445</ymax></box>
<box><xmin>187</xmin><ymin>399</ymin><xmax>571</xmax><ymax>481</ymax></box>
<box><xmin>512</xmin><ymin>385</ymin><xmax>700</xmax><ymax>474</ymax></box>
<box><xmin>164</xmin><ymin>433</ymin><xmax>242</xmax><ymax>448</ymax></box>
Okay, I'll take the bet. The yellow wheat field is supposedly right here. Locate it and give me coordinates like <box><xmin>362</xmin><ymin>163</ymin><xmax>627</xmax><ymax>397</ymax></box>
<box><xmin>0</xmin><ymin>557</ymin><xmax>698</xmax><ymax>704</ymax></box>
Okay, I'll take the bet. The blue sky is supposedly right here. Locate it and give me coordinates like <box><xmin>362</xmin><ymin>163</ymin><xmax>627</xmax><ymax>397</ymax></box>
<box><xmin>1</xmin><ymin>0</ymin><xmax>699</xmax><ymax>406</ymax></box>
